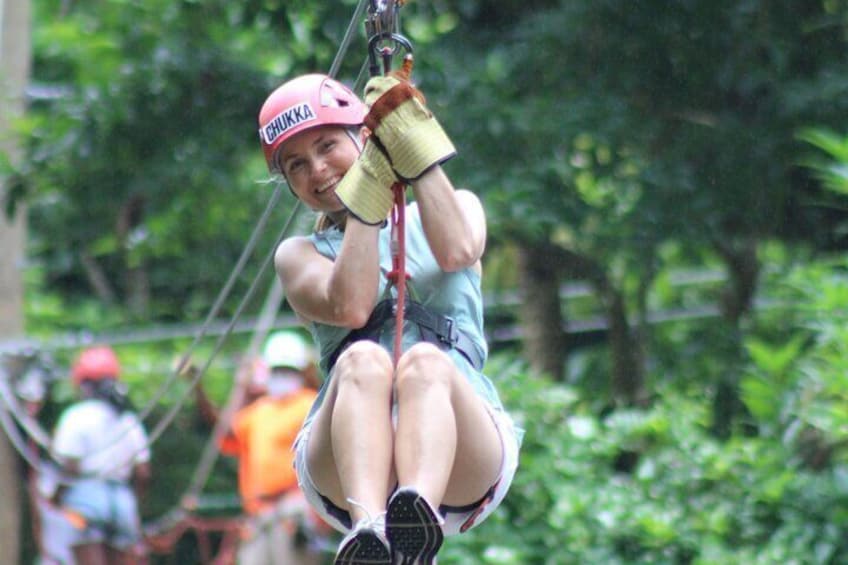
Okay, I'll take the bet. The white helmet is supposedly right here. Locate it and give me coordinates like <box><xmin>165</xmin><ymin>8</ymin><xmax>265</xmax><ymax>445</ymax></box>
<box><xmin>262</xmin><ymin>331</ymin><xmax>312</xmax><ymax>371</ymax></box>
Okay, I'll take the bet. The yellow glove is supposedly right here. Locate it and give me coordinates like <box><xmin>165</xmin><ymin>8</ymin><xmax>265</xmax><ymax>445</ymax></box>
<box><xmin>335</xmin><ymin>139</ymin><xmax>397</xmax><ymax>225</ymax></box>
<box><xmin>363</xmin><ymin>74</ymin><xmax>456</xmax><ymax>180</ymax></box>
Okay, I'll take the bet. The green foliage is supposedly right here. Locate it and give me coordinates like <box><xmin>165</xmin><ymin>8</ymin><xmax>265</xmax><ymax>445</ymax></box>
<box><xmin>433</xmin><ymin>0</ymin><xmax>848</xmax><ymax>362</ymax></box>
<box><xmin>798</xmin><ymin>129</ymin><xmax>848</xmax><ymax>195</ymax></box>
<box><xmin>742</xmin><ymin>258</ymin><xmax>848</xmax><ymax>461</ymax></box>
<box><xmin>10</xmin><ymin>0</ymin><xmax>467</xmax><ymax>326</ymax></box>
<box><xmin>13</xmin><ymin>0</ymin><xmax>350</xmax><ymax>321</ymax></box>
<box><xmin>12</xmin><ymin>0</ymin><xmax>848</xmax><ymax>562</ymax></box>
<box><xmin>797</xmin><ymin>128</ymin><xmax>848</xmax><ymax>243</ymax></box>
<box><xmin>438</xmin><ymin>351</ymin><xmax>848</xmax><ymax>564</ymax></box>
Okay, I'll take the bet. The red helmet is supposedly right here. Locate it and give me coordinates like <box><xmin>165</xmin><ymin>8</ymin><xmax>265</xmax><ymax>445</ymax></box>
<box><xmin>71</xmin><ymin>346</ymin><xmax>120</xmax><ymax>385</ymax></box>
<box><xmin>258</xmin><ymin>74</ymin><xmax>367</xmax><ymax>173</ymax></box>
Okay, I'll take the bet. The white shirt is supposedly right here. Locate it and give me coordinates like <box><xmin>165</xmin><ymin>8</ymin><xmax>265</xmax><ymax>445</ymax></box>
<box><xmin>52</xmin><ymin>398</ymin><xmax>150</xmax><ymax>482</ymax></box>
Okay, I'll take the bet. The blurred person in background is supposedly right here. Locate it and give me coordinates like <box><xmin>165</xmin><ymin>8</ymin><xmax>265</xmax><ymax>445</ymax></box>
<box><xmin>51</xmin><ymin>345</ymin><xmax>151</xmax><ymax>565</ymax></box>
<box><xmin>3</xmin><ymin>345</ymin><xmax>76</xmax><ymax>564</ymax></box>
<box><xmin>190</xmin><ymin>330</ymin><xmax>326</xmax><ymax>565</ymax></box>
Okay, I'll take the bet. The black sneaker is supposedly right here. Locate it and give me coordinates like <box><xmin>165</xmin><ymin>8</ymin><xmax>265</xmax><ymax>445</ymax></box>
<box><xmin>386</xmin><ymin>487</ymin><xmax>444</xmax><ymax>565</ymax></box>
<box><xmin>334</xmin><ymin>512</ymin><xmax>391</xmax><ymax>565</ymax></box>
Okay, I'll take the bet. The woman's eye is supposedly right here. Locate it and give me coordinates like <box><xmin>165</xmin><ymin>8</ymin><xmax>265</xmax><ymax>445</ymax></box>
<box><xmin>286</xmin><ymin>160</ymin><xmax>304</xmax><ymax>175</ymax></box>
<box><xmin>321</xmin><ymin>140</ymin><xmax>336</xmax><ymax>152</ymax></box>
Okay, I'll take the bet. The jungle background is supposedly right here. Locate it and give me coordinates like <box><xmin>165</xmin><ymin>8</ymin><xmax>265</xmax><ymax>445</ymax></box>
<box><xmin>2</xmin><ymin>0</ymin><xmax>848</xmax><ymax>563</ymax></box>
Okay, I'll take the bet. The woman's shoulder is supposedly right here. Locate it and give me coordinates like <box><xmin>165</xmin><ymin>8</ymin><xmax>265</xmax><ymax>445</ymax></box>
<box><xmin>275</xmin><ymin>234</ymin><xmax>320</xmax><ymax>265</ymax></box>
<box><xmin>276</xmin><ymin>233</ymin><xmax>313</xmax><ymax>251</ymax></box>
<box><xmin>454</xmin><ymin>189</ymin><xmax>485</xmax><ymax>214</ymax></box>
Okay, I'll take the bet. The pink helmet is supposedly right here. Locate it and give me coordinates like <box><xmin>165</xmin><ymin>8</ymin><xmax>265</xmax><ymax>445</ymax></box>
<box><xmin>258</xmin><ymin>74</ymin><xmax>367</xmax><ymax>173</ymax></box>
<box><xmin>71</xmin><ymin>345</ymin><xmax>120</xmax><ymax>385</ymax></box>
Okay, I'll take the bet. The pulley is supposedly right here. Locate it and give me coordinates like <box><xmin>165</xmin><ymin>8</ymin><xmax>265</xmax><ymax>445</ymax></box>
<box><xmin>366</xmin><ymin>0</ymin><xmax>413</xmax><ymax>76</ymax></box>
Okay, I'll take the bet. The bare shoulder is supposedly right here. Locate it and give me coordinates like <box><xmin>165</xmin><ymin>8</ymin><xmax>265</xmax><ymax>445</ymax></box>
<box><xmin>455</xmin><ymin>189</ymin><xmax>487</xmax><ymax>229</ymax></box>
<box><xmin>455</xmin><ymin>188</ymin><xmax>481</xmax><ymax>203</ymax></box>
<box><xmin>455</xmin><ymin>189</ymin><xmax>485</xmax><ymax>212</ymax></box>
<box><xmin>274</xmin><ymin>236</ymin><xmax>318</xmax><ymax>279</ymax></box>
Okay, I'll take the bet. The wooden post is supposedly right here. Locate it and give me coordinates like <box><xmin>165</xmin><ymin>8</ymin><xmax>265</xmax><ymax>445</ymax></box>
<box><xmin>0</xmin><ymin>0</ymin><xmax>32</xmax><ymax>562</ymax></box>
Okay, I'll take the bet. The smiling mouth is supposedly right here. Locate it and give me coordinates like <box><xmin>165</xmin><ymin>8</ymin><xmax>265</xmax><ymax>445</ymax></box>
<box><xmin>316</xmin><ymin>177</ymin><xmax>340</xmax><ymax>195</ymax></box>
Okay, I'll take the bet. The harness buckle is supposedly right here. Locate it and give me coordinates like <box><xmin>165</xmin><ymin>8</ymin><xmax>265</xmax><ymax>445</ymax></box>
<box><xmin>440</xmin><ymin>317</ymin><xmax>459</xmax><ymax>346</ymax></box>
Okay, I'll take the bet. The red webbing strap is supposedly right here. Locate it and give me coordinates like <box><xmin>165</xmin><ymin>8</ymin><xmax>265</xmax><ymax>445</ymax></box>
<box><xmin>386</xmin><ymin>181</ymin><xmax>409</xmax><ymax>366</ymax></box>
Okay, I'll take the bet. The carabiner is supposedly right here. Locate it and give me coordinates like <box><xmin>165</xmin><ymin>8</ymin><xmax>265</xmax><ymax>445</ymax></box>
<box><xmin>365</xmin><ymin>0</ymin><xmax>413</xmax><ymax>76</ymax></box>
<box><xmin>367</xmin><ymin>33</ymin><xmax>413</xmax><ymax>76</ymax></box>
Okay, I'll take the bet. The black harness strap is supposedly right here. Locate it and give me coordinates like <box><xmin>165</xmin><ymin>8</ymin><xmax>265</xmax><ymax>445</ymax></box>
<box><xmin>327</xmin><ymin>299</ymin><xmax>485</xmax><ymax>372</ymax></box>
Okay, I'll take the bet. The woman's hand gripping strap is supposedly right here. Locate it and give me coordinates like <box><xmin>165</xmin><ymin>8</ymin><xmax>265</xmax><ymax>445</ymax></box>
<box><xmin>363</xmin><ymin>57</ymin><xmax>456</xmax><ymax>181</ymax></box>
<box><xmin>335</xmin><ymin>138</ymin><xmax>398</xmax><ymax>225</ymax></box>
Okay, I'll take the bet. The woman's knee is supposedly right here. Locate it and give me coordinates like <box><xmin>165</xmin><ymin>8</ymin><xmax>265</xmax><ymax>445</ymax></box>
<box><xmin>396</xmin><ymin>343</ymin><xmax>455</xmax><ymax>394</ymax></box>
<box><xmin>334</xmin><ymin>340</ymin><xmax>393</xmax><ymax>392</ymax></box>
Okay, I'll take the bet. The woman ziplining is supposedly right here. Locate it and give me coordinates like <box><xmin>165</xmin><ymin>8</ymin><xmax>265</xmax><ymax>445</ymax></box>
<box><xmin>256</xmin><ymin>5</ymin><xmax>524</xmax><ymax>562</ymax></box>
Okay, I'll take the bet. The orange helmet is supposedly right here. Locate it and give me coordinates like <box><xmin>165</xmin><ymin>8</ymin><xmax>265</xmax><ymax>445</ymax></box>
<box><xmin>258</xmin><ymin>74</ymin><xmax>367</xmax><ymax>173</ymax></box>
<box><xmin>71</xmin><ymin>346</ymin><xmax>120</xmax><ymax>385</ymax></box>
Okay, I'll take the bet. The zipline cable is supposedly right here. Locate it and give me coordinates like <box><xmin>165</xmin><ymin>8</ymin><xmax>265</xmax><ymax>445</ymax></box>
<box><xmin>0</xmin><ymin>182</ymin><xmax>303</xmax><ymax>485</ymax></box>
<box><xmin>0</xmin><ymin>183</ymin><xmax>294</xmax><ymax>483</ymax></box>
<box><xmin>0</xmin><ymin>376</ymin><xmax>53</xmax><ymax>450</ymax></box>
<box><xmin>145</xmin><ymin>0</ymin><xmax>376</xmax><ymax>523</ymax></box>
<box><xmin>0</xmin><ymin>379</ymin><xmax>46</xmax><ymax>472</ymax></box>
<box><xmin>180</xmin><ymin>276</ymin><xmax>286</xmax><ymax>510</ymax></box>
<box><xmin>0</xmin><ymin>0</ymin><xmax>374</xmax><ymax>487</ymax></box>
<box><xmin>0</xmin><ymin>184</ymin><xmax>286</xmax><ymax>477</ymax></box>
<box><xmin>175</xmin><ymin>0</ymin><xmax>376</xmax><ymax>509</ymax></box>
<box><xmin>329</xmin><ymin>0</ymin><xmax>371</xmax><ymax>78</ymax></box>
<box><xmin>126</xmin><ymin>192</ymin><xmax>304</xmax><ymax>465</ymax></box>
<box><xmin>133</xmin><ymin>183</ymin><xmax>286</xmax><ymax>426</ymax></box>
<box><xmin>44</xmin><ymin>0</ymin><xmax>372</xmax><ymax>448</ymax></box>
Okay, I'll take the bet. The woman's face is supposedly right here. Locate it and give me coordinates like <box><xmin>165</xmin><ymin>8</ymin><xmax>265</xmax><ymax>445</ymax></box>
<box><xmin>277</xmin><ymin>125</ymin><xmax>361</xmax><ymax>212</ymax></box>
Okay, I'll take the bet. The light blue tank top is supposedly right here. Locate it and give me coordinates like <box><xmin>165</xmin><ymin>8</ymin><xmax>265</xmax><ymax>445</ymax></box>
<box><xmin>305</xmin><ymin>203</ymin><xmax>504</xmax><ymax>411</ymax></box>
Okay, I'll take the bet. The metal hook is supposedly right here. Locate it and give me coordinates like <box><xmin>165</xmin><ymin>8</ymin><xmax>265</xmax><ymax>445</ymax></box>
<box><xmin>365</xmin><ymin>0</ymin><xmax>413</xmax><ymax>76</ymax></box>
<box><xmin>367</xmin><ymin>32</ymin><xmax>414</xmax><ymax>77</ymax></box>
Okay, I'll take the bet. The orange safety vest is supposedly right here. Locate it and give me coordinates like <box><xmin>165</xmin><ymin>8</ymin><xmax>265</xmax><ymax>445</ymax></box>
<box><xmin>220</xmin><ymin>388</ymin><xmax>317</xmax><ymax>515</ymax></box>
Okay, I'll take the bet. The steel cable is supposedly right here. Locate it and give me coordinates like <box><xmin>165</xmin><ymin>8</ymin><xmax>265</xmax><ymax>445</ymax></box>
<box><xmin>0</xmin><ymin>0</ymin><xmax>374</xmax><ymax>488</ymax></box>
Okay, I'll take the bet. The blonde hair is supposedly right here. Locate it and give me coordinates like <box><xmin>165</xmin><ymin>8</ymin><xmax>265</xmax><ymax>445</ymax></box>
<box><xmin>314</xmin><ymin>212</ymin><xmax>347</xmax><ymax>232</ymax></box>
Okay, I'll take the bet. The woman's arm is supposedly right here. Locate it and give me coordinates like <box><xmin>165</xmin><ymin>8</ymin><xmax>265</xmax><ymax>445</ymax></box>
<box><xmin>411</xmin><ymin>166</ymin><xmax>486</xmax><ymax>272</ymax></box>
<box><xmin>275</xmin><ymin>220</ymin><xmax>383</xmax><ymax>327</ymax></box>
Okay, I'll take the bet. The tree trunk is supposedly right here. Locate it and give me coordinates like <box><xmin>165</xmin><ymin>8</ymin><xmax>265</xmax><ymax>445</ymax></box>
<box><xmin>0</xmin><ymin>0</ymin><xmax>32</xmax><ymax>562</ymax></box>
<box><xmin>516</xmin><ymin>242</ymin><xmax>567</xmax><ymax>380</ymax></box>
<box><xmin>712</xmin><ymin>238</ymin><xmax>760</xmax><ymax>438</ymax></box>
<box><xmin>80</xmin><ymin>252</ymin><xmax>117</xmax><ymax>304</ymax></box>
<box><xmin>126</xmin><ymin>264</ymin><xmax>150</xmax><ymax>317</ymax></box>
<box><xmin>602</xmin><ymin>286</ymin><xmax>647</xmax><ymax>407</ymax></box>
<box><xmin>716</xmin><ymin>239</ymin><xmax>759</xmax><ymax>325</ymax></box>
<box><xmin>117</xmin><ymin>194</ymin><xmax>149</xmax><ymax>316</ymax></box>
<box><xmin>555</xmin><ymin>247</ymin><xmax>647</xmax><ymax>406</ymax></box>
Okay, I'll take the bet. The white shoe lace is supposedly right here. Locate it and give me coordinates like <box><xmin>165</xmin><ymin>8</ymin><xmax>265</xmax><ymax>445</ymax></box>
<box><xmin>346</xmin><ymin>497</ymin><xmax>387</xmax><ymax>533</ymax></box>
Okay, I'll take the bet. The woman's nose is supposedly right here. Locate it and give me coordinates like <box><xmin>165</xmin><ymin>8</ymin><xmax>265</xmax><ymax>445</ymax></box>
<box><xmin>311</xmin><ymin>156</ymin><xmax>330</xmax><ymax>177</ymax></box>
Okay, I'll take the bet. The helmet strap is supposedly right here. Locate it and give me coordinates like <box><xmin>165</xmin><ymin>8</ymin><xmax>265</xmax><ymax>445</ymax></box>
<box><xmin>345</xmin><ymin>126</ymin><xmax>364</xmax><ymax>153</ymax></box>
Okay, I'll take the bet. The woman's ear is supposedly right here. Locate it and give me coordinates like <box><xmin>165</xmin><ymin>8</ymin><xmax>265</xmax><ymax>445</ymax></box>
<box><xmin>360</xmin><ymin>126</ymin><xmax>372</xmax><ymax>143</ymax></box>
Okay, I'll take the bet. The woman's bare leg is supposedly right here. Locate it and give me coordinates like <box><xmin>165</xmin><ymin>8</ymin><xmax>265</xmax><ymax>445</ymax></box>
<box><xmin>305</xmin><ymin>341</ymin><xmax>395</xmax><ymax>523</ymax></box>
<box><xmin>394</xmin><ymin>343</ymin><xmax>502</xmax><ymax>507</ymax></box>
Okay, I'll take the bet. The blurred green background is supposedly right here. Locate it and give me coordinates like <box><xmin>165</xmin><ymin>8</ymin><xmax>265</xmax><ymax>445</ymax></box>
<box><xmin>3</xmin><ymin>0</ymin><xmax>848</xmax><ymax>563</ymax></box>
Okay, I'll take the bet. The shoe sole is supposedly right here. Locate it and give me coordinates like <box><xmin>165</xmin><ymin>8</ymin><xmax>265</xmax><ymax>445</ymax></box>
<box><xmin>334</xmin><ymin>529</ymin><xmax>392</xmax><ymax>565</ymax></box>
<box><xmin>386</xmin><ymin>489</ymin><xmax>444</xmax><ymax>565</ymax></box>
